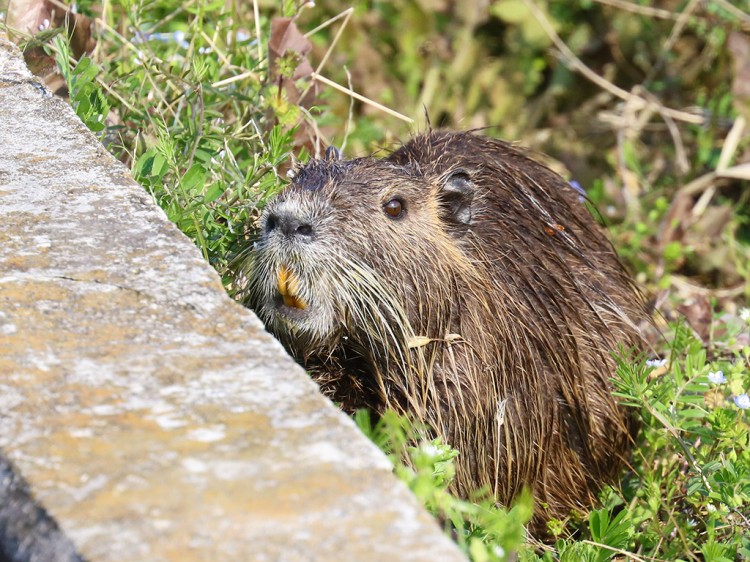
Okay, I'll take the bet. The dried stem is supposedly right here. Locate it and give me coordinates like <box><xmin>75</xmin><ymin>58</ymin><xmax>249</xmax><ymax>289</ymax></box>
<box><xmin>521</xmin><ymin>0</ymin><xmax>705</xmax><ymax>126</ymax></box>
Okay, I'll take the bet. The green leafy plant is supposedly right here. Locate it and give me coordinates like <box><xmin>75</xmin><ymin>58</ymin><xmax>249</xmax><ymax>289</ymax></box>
<box><xmin>54</xmin><ymin>35</ymin><xmax>110</xmax><ymax>133</ymax></box>
<box><xmin>355</xmin><ymin>410</ymin><xmax>533</xmax><ymax>561</ymax></box>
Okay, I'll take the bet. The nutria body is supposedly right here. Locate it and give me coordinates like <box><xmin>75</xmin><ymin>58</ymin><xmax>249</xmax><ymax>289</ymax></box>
<box><xmin>241</xmin><ymin>130</ymin><xmax>646</xmax><ymax>529</ymax></box>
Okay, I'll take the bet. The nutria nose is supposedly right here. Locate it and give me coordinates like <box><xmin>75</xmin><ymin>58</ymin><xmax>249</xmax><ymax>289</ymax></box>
<box><xmin>266</xmin><ymin>210</ymin><xmax>314</xmax><ymax>239</ymax></box>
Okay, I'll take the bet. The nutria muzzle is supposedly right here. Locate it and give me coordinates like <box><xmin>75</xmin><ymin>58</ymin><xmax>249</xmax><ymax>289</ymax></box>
<box><xmin>265</xmin><ymin>207</ymin><xmax>315</xmax><ymax>241</ymax></box>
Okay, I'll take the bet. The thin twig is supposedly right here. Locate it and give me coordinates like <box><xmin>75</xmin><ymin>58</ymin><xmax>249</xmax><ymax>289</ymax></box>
<box><xmin>593</xmin><ymin>0</ymin><xmax>682</xmax><ymax>20</ymax></box>
<box><xmin>664</xmin><ymin>0</ymin><xmax>699</xmax><ymax>49</ymax></box>
<box><xmin>639</xmin><ymin>88</ymin><xmax>689</xmax><ymax>174</ymax></box>
<box><xmin>713</xmin><ymin>0</ymin><xmax>750</xmax><ymax>26</ymax></box>
<box><xmin>643</xmin><ymin>400</ymin><xmax>714</xmax><ymax>497</ymax></box>
<box><xmin>680</xmin><ymin>171</ymin><xmax>717</xmax><ymax>197</ymax></box>
<box><xmin>692</xmin><ymin>183</ymin><xmax>717</xmax><ymax>218</ymax></box>
<box><xmin>184</xmin><ymin>83</ymin><xmax>204</xmax><ymax>171</ymax></box>
<box><xmin>580</xmin><ymin>540</ymin><xmax>652</xmax><ymax>562</ymax></box>
<box><xmin>297</xmin><ymin>105</ymin><xmax>328</xmax><ymax>156</ymax></box>
<box><xmin>521</xmin><ymin>0</ymin><xmax>705</xmax><ymax>125</ymax></box>
<box><xmin>303</xmin><ymin>7</ymin><xmax>354</xmax><ymax>38</ymax></box>
<box><xmin>298</xmin><ymin>7</ymin><xmax>353</xmax><ymax>105</ymax></box>
<box><xmin>211</xmin><ymin>69</ymin><xmax>260</xmax><ymax>88</ymax></box>
<box><xmin>252</xmin><ymin>0</ymin><xmax>262</xmax><ymax>65</ymax></box>
<box><xmin>719</xmin><ymin>162</ymin><xmax>750</xmax><ymax>180</ymax></box>
<box><xmin>671</xmin><ymin>275</ymin><xmax>747</xmax><ymax>299</ymax></box>
<box><xmin>311</xmin><ymin>72</ymin><xmax>414</xmax><ymax>123</ymax></box>
<box><xmin>199</xmin><ymin>29</ymin><xmax>232</xmax><ymax>68</ymax></box>
<box><xmin>310</xmin><ymin>7</ymin><xmax>352</xmax><ymax>73</ymax></box>
<box><xmin>717</xmin><ymin>115</ymin><xmax>746</xmax><ymax>173</ymax></box>
<box><xmin>341</xmin><ymin>65</ymin><xmax>355</xmax><ymax>154</ymax></box>
<box><xmin>644</xmin><ymin>0</ymin><xmax>700</xmax><ymax>84</ymax></box>
<box><xmin>692</xmin><ymin>116</ymin><xmax>748</xmax><ymax>216</ymax></box>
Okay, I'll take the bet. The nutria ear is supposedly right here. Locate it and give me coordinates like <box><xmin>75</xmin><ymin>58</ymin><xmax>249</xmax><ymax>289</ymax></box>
<box><xmin>325</xmin><ymin>145</ymin><xmax>342</xmax><ymax>161</ymax></box>
<box><xmin>438</xmin><ymin>170</ymin><xmax>474</xmax><ymax>235</ymax></box>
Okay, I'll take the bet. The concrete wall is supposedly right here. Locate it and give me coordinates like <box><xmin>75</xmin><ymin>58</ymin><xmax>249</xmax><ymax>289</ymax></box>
<box><xmin>0</xmin><ymin>37</ymin><xmax>466</xmax><ymax>562</ymax></box>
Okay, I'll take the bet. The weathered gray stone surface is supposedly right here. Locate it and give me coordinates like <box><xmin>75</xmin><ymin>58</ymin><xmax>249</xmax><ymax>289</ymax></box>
<box><xmin>0</xmin><ymin>37</ymin><xmax>466</xmax><ymax>562</ymax></box>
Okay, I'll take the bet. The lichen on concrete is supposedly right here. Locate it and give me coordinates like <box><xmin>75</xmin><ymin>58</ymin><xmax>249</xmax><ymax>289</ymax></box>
<box><xmin>0</xmin><ymin>37</ymin><xmax>466</xmax><ymax>562</ymax></box>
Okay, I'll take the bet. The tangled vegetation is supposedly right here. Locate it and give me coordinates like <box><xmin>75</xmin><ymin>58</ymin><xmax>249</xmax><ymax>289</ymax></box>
<box><xmin>2</xmin><ymin>0</ymin><xmax>750</xmax><ymax>559</ymax></box>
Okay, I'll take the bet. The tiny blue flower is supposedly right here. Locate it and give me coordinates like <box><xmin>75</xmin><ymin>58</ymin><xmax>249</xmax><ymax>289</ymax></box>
<box><xmin>733</xmin><ymin>394</ymin><xmax>750</xmax><ymax>409</ymax></box>
<box><xmin>707</xmin><ymin>370</ymin><xmax>726</xmax><ymax>384</ymax></box>
<box><xmin>134</xmin><ymin>30</ymin><xmax>190</xmax><ymax>49</ymax></box>
<box><xmin>568</xmin><ymin>180</ymin><xmax>586</xmax><ymax>196</ymax></box>
<box><xmin>568</xmin><ymin>180</ymin><xmax>586</xmax><ymax>203</ymax></box>
<box><xmin>646</xmin><ymin>358</ymin><xmax>667</xmax><ymax>368</ymax></box>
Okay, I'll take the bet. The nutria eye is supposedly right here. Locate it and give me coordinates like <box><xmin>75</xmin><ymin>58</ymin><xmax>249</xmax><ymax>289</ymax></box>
<box><xmin>384</xmin><ymin>199</ymin><xmax>404</xmax><ymax>219</ymax></box>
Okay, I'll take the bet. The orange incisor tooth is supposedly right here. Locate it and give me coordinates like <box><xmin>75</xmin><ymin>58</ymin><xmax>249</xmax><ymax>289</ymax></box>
<box><xmin>277</xmin><ymin>266</ymin><xmax>290</xmax><ymax>296</ymax></box>
<box><xmin>276</xmin><ymin>266</ymin><xmax>306</xmax><ymax>309</ymax></box>
<box><xmin>286</xmin><ymin>271</ymin><xmax>300</xmax><ymax>296</ymax></box>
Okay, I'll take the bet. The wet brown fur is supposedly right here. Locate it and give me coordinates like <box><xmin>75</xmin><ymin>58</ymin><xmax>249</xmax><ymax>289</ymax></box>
<box><xmin>239</xmin><ymin>130</ymin><xmax>647</xmax><ymax>532</ymax></box>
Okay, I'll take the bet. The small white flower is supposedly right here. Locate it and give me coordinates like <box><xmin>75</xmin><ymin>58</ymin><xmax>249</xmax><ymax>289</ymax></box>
<box><xmin>646</xmin><ymin>358</ymin><xmax>668</xmax><ymax>368</ymax></box>
<box><xmin>707</xmin><ymin>370</ymin><xmax>726</xmax><ymax>384</ymax></box>
<box><xmin>733</xmin><ymin>393</ymin><xmax>750</xmax><ymax>409</ymax></box>
<box><xmin>38</xmin><ymin>18</ymin><xmax>50</xmax><ymax>31</ymax></box>
<box><xmin>706</xmin><ymin>503</ymin><xmax>717</xmax><ymax>512</ymax></box>
<box><xmin>740</xmin><ymin>308</ymin><xmax>750</xmax><ymax>323</ymax></box>
<box><xmin>420</xmin><ymin>442</ymin><xmax>441</xmax><ymax>458</ymax></box>
<box><xmin>492</xmin><ymin>545</ymin><xmax>505</xmax><ymax>558</ymax></box>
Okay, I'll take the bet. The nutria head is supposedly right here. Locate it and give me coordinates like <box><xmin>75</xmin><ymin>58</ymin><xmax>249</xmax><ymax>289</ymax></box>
<box><xmin>239</xmin><ymin>130</ymin><xmax>647</xmax><ymax>531</ymax></box>
<box><xmin>249</xmin><ymin>150</ymin><xmax>477</xmax><ymax>362</ymax></box>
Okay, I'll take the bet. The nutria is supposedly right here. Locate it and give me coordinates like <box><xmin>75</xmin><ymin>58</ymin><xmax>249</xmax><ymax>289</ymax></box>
<box><xmin>238</xmin><ymin>130</ymin><xmax>647</xmax><ymax>531</ymax></box>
